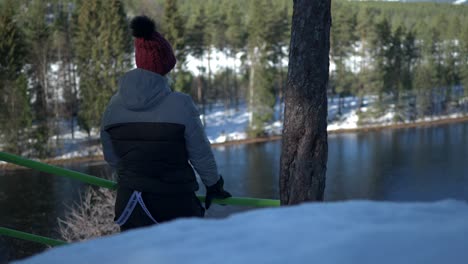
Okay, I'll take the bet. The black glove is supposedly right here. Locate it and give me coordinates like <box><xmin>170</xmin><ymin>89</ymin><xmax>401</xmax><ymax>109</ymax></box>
<box><xmin>205</xmin><ymin>175</ymin><xmax>232</xmax><ymax>210</ymax></box>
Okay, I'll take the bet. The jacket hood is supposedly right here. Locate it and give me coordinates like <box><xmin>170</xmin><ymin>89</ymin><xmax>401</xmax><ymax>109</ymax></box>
<box><xmin>117</xmin><ymin>68</ymin><xmax>171</xmax><ymax>111</ymax></box>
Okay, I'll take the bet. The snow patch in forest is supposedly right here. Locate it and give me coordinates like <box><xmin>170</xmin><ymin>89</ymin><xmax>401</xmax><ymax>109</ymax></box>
<box><xmin>186</xmin><ymin>49</ymin><xmax>245</xmax><ymax>76</ymax></box>
<box><xmin>327</xmin><ymin>110</ymin><xmax>360</xmax><ymax>131</ymax></box>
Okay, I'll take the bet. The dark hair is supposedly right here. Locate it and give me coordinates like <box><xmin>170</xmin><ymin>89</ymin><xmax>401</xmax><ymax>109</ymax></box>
<box><xmin>130</xmin><ymin>16</ymin><xmax>155</xmax><ymax>39</ymax></box>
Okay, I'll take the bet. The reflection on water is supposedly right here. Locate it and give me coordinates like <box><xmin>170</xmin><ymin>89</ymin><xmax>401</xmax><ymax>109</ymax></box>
<box><xmin>326</xmin><ymin>124</ymin><xmax>468</xmax><ymax>201</ymax></box>
<box><xmin>1</xmin><ymin>122</ymin><xmax>468</xmax><ymax>261</ymax></box>
<box><xmin>215</xmin><ymin>143</ymin><xmax>280</xmax><ymax>199</ymax></box>
<box><xmin>0</xmin><ymin>163</ymin><xmax>113</xmax><ymax>262</ymax></box>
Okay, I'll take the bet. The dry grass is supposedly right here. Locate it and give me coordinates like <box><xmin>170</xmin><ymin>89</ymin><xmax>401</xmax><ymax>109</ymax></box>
<box><xmin>58</xmin><ymin>187</ymin><xmax>120</xmax><ymax>242</ymax></box>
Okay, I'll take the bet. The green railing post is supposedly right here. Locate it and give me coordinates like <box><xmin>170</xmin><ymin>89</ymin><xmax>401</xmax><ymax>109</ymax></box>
<box><xmin>0</xmin><ymin>227</ymin><xmax>67</xmax><ymax>247</ymax></box>
<box><xmin>197</xmin><ymin>196</ymin><xmax>280</xmax><ymax>207</ymax></box>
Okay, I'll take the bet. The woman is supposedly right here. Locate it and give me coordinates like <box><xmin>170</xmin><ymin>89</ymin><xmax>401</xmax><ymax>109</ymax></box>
<box><xmin>100</xmin><ymin>16</ymin><xmax>231</xmax><ymax>231</ymax></box>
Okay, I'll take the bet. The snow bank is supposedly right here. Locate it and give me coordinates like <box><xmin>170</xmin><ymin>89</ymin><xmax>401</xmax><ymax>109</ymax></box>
<box><xmin>327</xmin><ymin>110</ymin><xmax>360</xmax><ymax>131</ymax></box>
<box><xmin>16</xmin><ymin>200</ymin><xmax>468</xmax><ymax>264</ymax></box>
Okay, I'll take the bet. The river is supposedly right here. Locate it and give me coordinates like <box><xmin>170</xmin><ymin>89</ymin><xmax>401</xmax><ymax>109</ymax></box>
<box><xmin>1</xmin><ymin>121</ymin><xmax>468</xmax><ymax>262</ymax></box>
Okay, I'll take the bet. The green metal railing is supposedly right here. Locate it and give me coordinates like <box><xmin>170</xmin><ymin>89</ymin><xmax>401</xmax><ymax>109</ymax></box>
<box><xmin>0</xmin><ymin>227</ymin><xmax>67</xmax><ymax>247</ymax></box>
<box><xmin>0</xmin><ymin>151</ymin><xmax>280</xmax><ymax>247</ymax></box>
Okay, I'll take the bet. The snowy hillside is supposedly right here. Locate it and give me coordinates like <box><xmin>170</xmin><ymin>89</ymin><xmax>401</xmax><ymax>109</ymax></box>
<box><xmin>16</xmin><ymin>200</ymin><xmax>468</xmax><ymax>264</ymax></box>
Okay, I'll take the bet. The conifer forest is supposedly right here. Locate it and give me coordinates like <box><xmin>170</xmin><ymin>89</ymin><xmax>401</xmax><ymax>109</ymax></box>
<box><xmin>1</xmin><ymin>0</ymin><xmax>467</xmax><ymax>158</ymax></box>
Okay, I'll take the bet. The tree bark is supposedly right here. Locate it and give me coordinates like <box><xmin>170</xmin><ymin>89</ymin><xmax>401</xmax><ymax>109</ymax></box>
<box><xmin>248</xmin><ymin>49</ymin><xmax>256</xmax><ymax>127</ymax></box>
<box><xmin>280</xmin><ymin>0</ymin><xmax>330</xmax><ymax>205</ymax></box>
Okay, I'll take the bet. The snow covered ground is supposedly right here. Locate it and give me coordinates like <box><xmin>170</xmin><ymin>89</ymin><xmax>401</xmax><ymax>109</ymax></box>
<box><xmin>15</xmin><ymin>200</ymin><xmax>468</xmax><ymax>264</ymax></box>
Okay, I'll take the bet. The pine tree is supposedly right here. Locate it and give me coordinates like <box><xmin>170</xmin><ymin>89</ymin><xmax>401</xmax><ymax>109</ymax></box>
<box><xmin>0</xmin><ymin>0</ymin><xmax>32</xmax><ymax>155</ymax></box>
<box><xmin>205</xmin><ymin>0</ymin><xmax>228</xmax><ymax>51</ymax></box>
<box><xmin>355</xmin><ymin>7</ymin><xmax>378</xmax><ymax>111</ymax></box>
<box><xmin>401</xmin><ymin>27</ymin><xmax>419</xmax><ymax>119</ymax></box>
<box><xmin>369</xmin><ymin>17</ymin><xmax>392</xmax><ymax>112</ymax></box>
<box><xmin>280</xmin><ymin>0</ymin><xmax>330</xmax><ymax>204</ymax></box>
<box><xmin>330</xmin><ymin>2</ymin><xmax>358</xmax><ymax>116</ymax></box>
<box><xmin>225</xmin><ymin>0</ymin><xmax>247</xmax><ymax>110</ymax></box>
<box><xmin>420</xmin><ymin>23</ymin><xmax>443</xmax><ymax>115</ymax></box>
<box><xmin>75</xmin><ymin>0</ymin><xmax>132</xmax><ymax>130</ymax></box>
<box><xmin>414</xmin><ymin>64</ymin><xmax>435</xmax><ymax>118</ymax></box>
<box><xmin>53</xmin><ymin>1</ymin><xmax>79</xmax><ymax>139</ymax></box>
<box><xmin>22</xmin><ymin>0</ymin><xmax>54</xmax><ymax>157</ymax></box>
<box><xmin>460</xmin><ymin>18</ymin><xmax>468</xmax><ymax>111</ymax></box>
<box><xmin>197</xmin><ymin>0</ymin><xmax>228</xmax><ymax>118</ymax></box>
<box><xmin>246</xmin><ymin>0</ymin><xmax>276</xmax><ymax>135</ymax></box>
<box><xmin>186</xmin><ymin>5</ymin><xmax>208</xmax><ymax>125</ymax></box>
<box><xmin>442</xmin><ymin>16</ymin><xmax>462</xmax><ymax>111</ymax></box>
<box><xmin>163</xmin><ymin>0</ymin><xmax>192</xmax><ymax>94</ymax></box>
<box><xmin>401</xmin><ymin>28</ymin><xmax>418</xmax><ymax>92</ymax></box>
<box><xmin>269</xmin><ymin>1</ymin><xmax>290</xmax><ymax>121</ymax></box>
<box><xmin>389</xmin><ymin>25</ymin><xmax>405</xmax><ymax>118</ymax></box>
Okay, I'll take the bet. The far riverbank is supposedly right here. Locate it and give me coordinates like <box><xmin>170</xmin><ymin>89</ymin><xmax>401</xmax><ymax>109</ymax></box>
<box><xmin>1</xmin><ymin>115</ymin><xmax>468</xmax><ymax>170</ymax></box>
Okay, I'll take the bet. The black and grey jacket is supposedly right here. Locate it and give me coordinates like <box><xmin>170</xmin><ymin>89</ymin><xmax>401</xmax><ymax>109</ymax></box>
<box><xmin>100</xmin><ymin>68</ymin><xmax>219</xmax><ymax>193</ymax></box>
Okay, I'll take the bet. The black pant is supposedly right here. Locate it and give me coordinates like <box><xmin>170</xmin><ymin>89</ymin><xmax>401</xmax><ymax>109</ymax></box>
<box><xmin>115</xmin><ymin>186</ymin><xmax>205</xmax><ymax>232</ymax></box>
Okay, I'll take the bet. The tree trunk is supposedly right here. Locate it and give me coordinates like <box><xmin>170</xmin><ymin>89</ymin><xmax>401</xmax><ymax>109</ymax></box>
<box><xmin>224</xmin><ymin>65</ymin><xmax>230</xmax><ymax>116</ymax></box>
<box><xmin>338</xmin><ymin>94</ymin><xmax>343</xmax><ymax>117</ymax></box>
<box><xmin>278</xmin><ymin>60</ymin><xmax>285</xmax><ymax>121</ymax></box>
<box><xmin>280</xmin><ymin>0</ymin><xmax>330</xmax><ymax>205</ymax></box>
<box><xmin>248</xmin><ymin>51</ymin><xmax>256</xmax><ymax>127</ymax></box>
<box><xmin>71</xmin><ymin>61</ymin><xmax>78</xmax><ymax>140</ymax></box>
<box><xmin>197</xmin><ymin>76</ymin><xmax>206</xmax><ymax>127</ymax></box>
<box><xmin>234</xmin><ymin>61</ymin><xmax>240</xmax><ymax>111</ymax></box>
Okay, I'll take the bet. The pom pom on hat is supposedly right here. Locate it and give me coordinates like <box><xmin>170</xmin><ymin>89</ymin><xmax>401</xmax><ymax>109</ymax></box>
<box><xmin>131</xmin><ymin>16</ymin><xmax>176</xmax><ymax>76</ymax></box>
<box><xmin>130</xmin><ymin>16</ymin><xmax>155</xmax><ymax>39</ymax></box>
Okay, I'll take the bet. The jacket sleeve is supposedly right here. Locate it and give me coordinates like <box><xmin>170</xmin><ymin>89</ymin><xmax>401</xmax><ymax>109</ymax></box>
<box><xmin>183</xmin><ymin>96</ymin><xmax>220</xmax><ymax>187</ymax></box>
<box><xmin>100</xmin><ymin>129</ymin><xmax>119</xmax><ymax>170</ymax></box>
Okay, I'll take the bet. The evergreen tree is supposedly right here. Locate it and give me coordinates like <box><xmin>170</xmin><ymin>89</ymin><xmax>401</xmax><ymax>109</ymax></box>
<box><xmin>420</xmin><ymin>23</ymin><xmax>443</xmax><ymax>115</ymax></box>
<box><xmin>163</xmin><ymin>0</ymin><xmax>192</xmax><ymax>94</ymax></box>
<box><xmin>442</xmin><ymin>16</ymin><xmax>462</xmax><ymax>111</ymax></box>
<box><xmin>225</xmin><ymin>0</ymin><xmax>247</xmax><ymax>110</ymax></box>
<box><xmin>280</xmin><ymin>0</ymin><xmax>330</xmax><ymax>204</ymax></box>
<box><xmin>186</xmin><ymin>5</ymin><xmax>206</xmax><ymax>60</ymax></box>
<box><xmin>0</xmin><ymin>0</ymin><xmax>32</xmax><ymax>154</ymax></box>
<box><xmin>414</xmin><ymin>64</ymin><xmax>435</xmax><ymax>118</ymax></box>
<box><xmin>246</xmin><ymin>0</ymin><xmax>276</xmax><ymax>134</ymax></box>
<box><xmin>460</xmin><ymin>19</ymin><xmax>468</xmax><ymax>109</ymax></box>
<box><xmin>22</xmin><ymin>0</ymin><xmax>54</xmax><ymax>157</ymax></box>
<box><xmin>355</xmin><ymin>7</ymin><xmax>379</xmax><ymax>110</ymax></box>
<box><xmin>388</xmin><ymin>25</ymin><xmax>405</xmax><ymax>118</ymax></box>
<box><xmin>369</xmin><ymin>17</ymin><xmax>393</xmax><ymax>110</ymax></box>
<box><xmin>52</xmin><ymin>1</ymin><xmax>79</xmax><ymax>139</ymax></box>
<box><xmin>186</xmin><ymin>5</ymin><xmax>208</xmax><ymax>125</ymax></box>
<box><xmin>401</xmin><ymin>28</ymin><xmax>418</xmax><ymax>92</ymax></box>
<box><xmin>401</xmin><ymin>27</ymin><xmax>419</xmax><ymax>119</ymax></box>
<box><xmin>75</xmin><ymin>0</ymin><xmax>132</xmax><ymax>130</ymax></box>
<box><xmin>269</xmin><ymin>1</ymin><xmax>290</xmax><ymax>121</ymax></box>
<box><xmin>204</xmin><ymin>0</ymin><xmax>229</xmax><ymax>111</ymax></box>
<box><xmin>330</xmin><ymin>1</ymin><xmax>358</xmax><ymax>116</ymax></box>
<box><xmin>204</xmin><ymin>0</ymin><xmax>228</xmax><ymax>51</ymax></box>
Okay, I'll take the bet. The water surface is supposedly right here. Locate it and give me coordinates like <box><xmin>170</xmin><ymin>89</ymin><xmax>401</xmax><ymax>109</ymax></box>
<box><xmin>1</xmin><ymin>121</ymin><xmax>468</xmax><ymax>262</ymax></box>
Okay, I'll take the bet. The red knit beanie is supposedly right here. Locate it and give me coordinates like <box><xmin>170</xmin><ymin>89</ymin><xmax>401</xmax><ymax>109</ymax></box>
<box><xmin>131</xmin><ymin>16</ymin><xmax>176</xmax><ymax>76</ymax></box>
